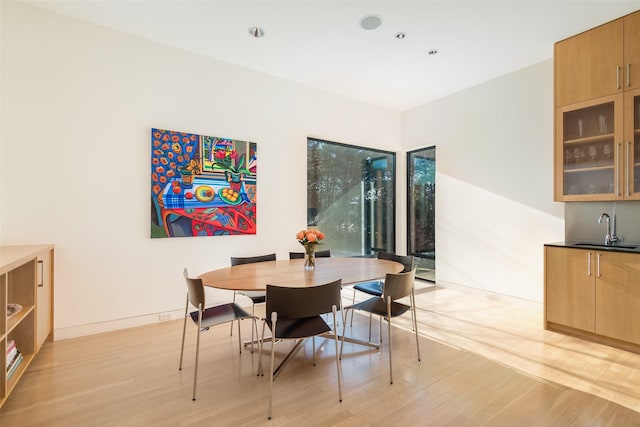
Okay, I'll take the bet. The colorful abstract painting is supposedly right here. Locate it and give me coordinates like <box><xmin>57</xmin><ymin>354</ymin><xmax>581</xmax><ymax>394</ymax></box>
<box><xmin>150</xmin><ymin>128</ymin><xmax>257</xmax><ymax>238</ymax></box>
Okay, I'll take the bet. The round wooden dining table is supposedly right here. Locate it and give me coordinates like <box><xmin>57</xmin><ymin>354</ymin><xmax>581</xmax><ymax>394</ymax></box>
<box><xmin>198</xmin><ymin>257</ymin><xmax>403</xmax><ymax>290</ymax></box>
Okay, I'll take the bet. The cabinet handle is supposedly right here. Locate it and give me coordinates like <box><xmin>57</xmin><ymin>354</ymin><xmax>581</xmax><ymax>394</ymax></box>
<box><xmin>617</xmin><ymin>66</ymin><xmax>621</xmax><ymax>90</ymax></box>
<box><xmin>627</xmin><ymin>141</ymin><xmax>631</xmax><ymax>197</ymax></box>
<box><xmin>627</xmin><ymin>63</ymin><xmax>631</xmax><ymax>87</ymax></box>
<box><xmin>587</xmin><ymin>252</ymin><xmax>592</xmax><ymax>276</ymax></box>
<box><xmin>38</xmin><ymin>259</ymin><xmax>44</xmax><ymax>287</ymax></box>
<box><xmin>596</xmin><ymin>253</ymin><xmax>601</xmax><ymax>278</ymax></box>
<box><xmin>616</xmin><ymin>144</ymin><xmax>621</xmax><ymax>197</ymax></box>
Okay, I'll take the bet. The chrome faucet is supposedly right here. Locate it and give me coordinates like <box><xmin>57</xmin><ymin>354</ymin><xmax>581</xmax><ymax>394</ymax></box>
<box><xmin>598</xmin><ymin>213</ymin><xmax>619</xmax><ymax>246</ymax></box>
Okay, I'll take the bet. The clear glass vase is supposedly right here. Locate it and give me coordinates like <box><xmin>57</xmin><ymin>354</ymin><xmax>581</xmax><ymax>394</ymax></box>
<box><xmin>304</xmin><ymin>244</ymin><xmax>316</xmax><ymax>270</ymax></box>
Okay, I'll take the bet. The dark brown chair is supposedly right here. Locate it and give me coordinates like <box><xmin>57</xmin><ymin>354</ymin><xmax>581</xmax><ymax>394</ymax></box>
<box><xmin>230</xmin><ymin>253</ymin><xmax>276</xmax><ymax>341</ymax></box>
<box><xmin>350</xmin><ymin>252</ymin><xmax>415</xmax><ymax>338</ymax></box>
<box><xmin>342</xmin><ymin>268</ymin><xmax>420</xmax><ymax>384</ymax></box>
<box><xmin>289</xmin><ymin>249</ymin><xmax>331</xmax><ymax>259</ymax></box>
<box><xmin>179</xmin><ymin>268</ymin><xmax>258</xmax><ymax>400</ymax></box>
<box><xmin>258</xmin><ymin>279</ymin><xmax>343</xmax><ymax>419</ymax></box>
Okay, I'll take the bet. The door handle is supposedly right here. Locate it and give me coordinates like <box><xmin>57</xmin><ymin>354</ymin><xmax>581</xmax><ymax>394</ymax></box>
<box><xmin>597</xmin><ymin>253</ymin><xmax>601</xmax><ymax>278</ymax></box>
<box><xmin>38</xmin><ymin>259</ymin><xmax>44</xmax><ymax>287</ymax></box>
<box><xmin>627</xmin><ymin>63</ymin><xmax>631</xmax><ymax>87</ymax></box>
<box><xmin>627</xmin><ymin>141</ymin><xmax>631</xmax><ymax>197</ymax></box>
<box><xmin>616</xmin><ymin>144</ymin><xmax>621</xmax><ymax>197</ymax></box>
<box><xmin>617</xmin><ymin>66</ymin><xmax>621</xmax><ymax>90</ymax></box>
<box><xmin>587</xmin><ymin>252</ymin><xmax>591</xmax><ymax>276</ymax></box>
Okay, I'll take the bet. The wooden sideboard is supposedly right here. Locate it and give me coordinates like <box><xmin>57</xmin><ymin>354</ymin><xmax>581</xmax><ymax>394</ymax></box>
<box><xmin>1</xmin><ymin>244</ymin><xmax>54</xmax><ymax>408</ymax></box>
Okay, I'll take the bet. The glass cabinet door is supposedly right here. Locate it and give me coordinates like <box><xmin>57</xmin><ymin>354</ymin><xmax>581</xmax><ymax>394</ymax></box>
<box><xmin>625</xmin><ymin>89</ymin><xmax>640</xmax><ymax>199</ymax></box>
<box><xmin>558</xmin><ymin>97</ymin><xmax>621</xmax><ymax>200</ymax></box>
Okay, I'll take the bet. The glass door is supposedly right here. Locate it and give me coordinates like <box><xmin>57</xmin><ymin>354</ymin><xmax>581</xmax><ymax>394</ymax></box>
<box><xmin>407</xmin><ymin>147</ymin><xmax>435</xmax><ymax>282</ymax></box>
<box><xmin>560</xmin><ymin>100</ymin><xmax>617</xmax><ymax>198</ymax></box>
<box><xmin>624</xmin><ymin>88</ymin><xmax>640</xmax><ymax>199</ymax></box>
<box><xmin>307</xmin><ymin>138</ymin><xmax>396</xmax><ymax>257</ymax></box>
<box><xmin>363</xmin><ymin>156</ymin><xmax>394</xmax><ymax>254</ymax></box>
<box><xmin>555</xmin><ymin>94</ymin><xmax>623</xmax><ymax>201</ymax></box>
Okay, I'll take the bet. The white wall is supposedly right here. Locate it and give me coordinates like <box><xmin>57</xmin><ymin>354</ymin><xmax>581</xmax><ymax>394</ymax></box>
<box><xmin>0</xmin><ymin>2</ymin><xmax>402</xmax><ymax>338</ymax></box>
<box><xmin>403</xmin><ymin>61</ymin><xmax>564</xmax><ymax>301</ymax></box>
<box><xmin>1</xmin><ymin>2</ymin><xmax>568</xmax><ymax>339</ymax></box>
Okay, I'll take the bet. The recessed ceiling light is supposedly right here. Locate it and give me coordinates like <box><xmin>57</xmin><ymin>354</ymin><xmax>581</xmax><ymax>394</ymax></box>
<box><xmin>428</xmin><ymin>49</ymin><xmax>438</xmax><ymax>55</ymax></box>
<box><xmin>360</xmin><ymin>14</ymin><xmax>382</xmax><ymax>30</ymax></box>
<box><xmin>248</xmin><ymin>26</ymin><xmax>265</xmax><ymax>38</ymax></box>
<box><xmin>395</xmin><ymin>32</ymin><xmax>406</xmax><ymax>39</ymax></box>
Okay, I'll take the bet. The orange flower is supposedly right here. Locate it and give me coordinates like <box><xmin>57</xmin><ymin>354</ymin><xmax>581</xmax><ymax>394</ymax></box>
<box><xmin>296</xmin><ymin>228</ymin><xmax>324</xmax><ymax>245</ymax></box>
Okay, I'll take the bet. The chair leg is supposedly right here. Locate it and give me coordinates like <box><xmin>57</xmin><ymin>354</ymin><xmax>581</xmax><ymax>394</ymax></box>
<box><xmin>412</xmin><ymin>293</ymin><xmax>421</xmax><ymax>362</ymax></box>
<box><xmin>268</xmin><ymin>312</ymin><xmax>277</xmax><ymax>420</ymax></box>
<box><xmin>339</xmin><ymin>308</ymin><xmax>349</xmax><ymax>359</ymax></box>
<box><xmin>250</xmin><ymin>317</ymin><xmax>257</xmax><ymax>354</ymax></box>
<box><xmin>410</xmin><ymin>298</ymin><xmax>416</xmax><ymax>332</ymax></box>
<box><xmin>193</xmin><ymin>304</ymin><xmax>203</xmax><ymax>400</ymax></box>
<box><xmin>258</xmin><ymin>319</ymin><xmax>267</xmax><ymax>376</ymax></box>
<box><xmin>312</xmin><ymin>337</ymin><xmax>316</xmax><ymax>366</ymax></box>
<box><xmin>250</xmin><ymin>303</ymin><xmax>256</xmax><ymax>345</ymax></box>
<box><xmin>332</xmin><ymin>305</ymin><xmax>343</xmax><ymax>403</ymax></box>
<box><xmin>237</xmin><ymin>316</ymin><xmax>242</xmax><ymax>354</ymax></box>
<box><xmin>350</xmin><ymin>289</ymin><xmax>356</xmax><ymax>326</ymax></box>
<box><xmin>387</xmin><ymin>297</ymin><xmax>393</xmax><ymax>385</ymax></box>
<box><xmin>230</xmin><ymin>291</ymin><xmax>237</xmax><ymax>336</ymax></box>
<box><xmin>179</xmin><ymin>295</ymin><xmax>188</xmax><ymax>370</ymax></box>
<box><xmin>368</xmin><ymin>313</ymin><xmax>372</xmax><ymax>342</ymax></box>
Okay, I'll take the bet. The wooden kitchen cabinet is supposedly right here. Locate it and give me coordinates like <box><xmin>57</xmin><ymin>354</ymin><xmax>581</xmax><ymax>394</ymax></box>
<box><xmin>595</xmin><ymin>251</ymin><xmax>640</xmax><ymax>345</ymax></box>
<box><xmin>554</xmin><ymin>10</ymin><xmax>640</xmax><ymax>201</ymax></box>
<box><xmin>554</xmin><ymin>95</ymin><xmax>623</xmax><ymax>201</ymax></box>
<box><xmin>624</xmin><ymin>11</ymin><xmax>640</xmax><ymax>92</ymax></box>
<box><xmin>545</xmin><ymin>246</ymin><xmax>595</xmax><ymax>332</ymax></box>
<box><xmin>545</xmin><ymin>245</ymin><xmax>640</xmax><ymax>352</ymax></box>
<box><xmin>623</xmin><ymin>87</ymin><xmax>640</xmax><ymax>199</ymax></box>
<box><xmin>554</xmin><ymin>10</ymin><xmax>640</xmax><ymax>107</ymax></box>
<box><xmin>1</xmin><ymin>245</ymin><xmax>54</xmax><ymax>408</ymax></box>
<box><xmin>554</xmin><ymin>17</ymin><xmax>623</xmax><ymax>107</ymax></box>
<box><xmin>554</xmin><ymin>60</ymin><xmax>640</xmax><ymax>201</ymax></box>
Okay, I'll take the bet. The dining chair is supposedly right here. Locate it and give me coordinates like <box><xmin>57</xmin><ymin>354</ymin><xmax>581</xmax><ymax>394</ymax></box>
<box><xmin>341</xmin><ymin>268</ymin><xmax>420</xmax><ymax>384</ymax></box>
<box><xmin>229</xmin><ymin>253</ymin><xmax>276</xmax><ymax>341</ymax></box>
<box><xmin>288</xmin><ymin>249</ymin><xmax>331</xmax><ymax>259</ymax></box>
<box><xmin>349</xmin><ymin>252</ymin><xmax>415</xmax><ymax>339</ymax></box>
<box><xmin>179</xmin><ymin>268</ymin><xmax>258</xmax><ymax>401</ymax></box>
<box><xmin>258</xmin><ymin>279</ymin><xmax>343</xmax><ymax>420</ymax></box>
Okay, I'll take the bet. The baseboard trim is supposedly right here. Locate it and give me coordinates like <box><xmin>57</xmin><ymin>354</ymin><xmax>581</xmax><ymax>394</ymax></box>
<box><xmin>435</xmin><ymin>280</ymin><xmax>541</xmax><ymax>305</ymax></box>
<box><xmin>54</xmin><ymin>308</ymin><xmax>185</xmax><ymax>340</ymax></box>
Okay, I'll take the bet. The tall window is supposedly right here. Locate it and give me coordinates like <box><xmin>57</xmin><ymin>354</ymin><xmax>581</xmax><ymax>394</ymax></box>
<box><xmin>307</xmin><ymin>138</ymin><xmax>396</xmax><ymax>257</ymax></box>
<box><xmin>407</xmin><ymin>146</ymin><xmax>435</xmax><ymax>281</ymax></box>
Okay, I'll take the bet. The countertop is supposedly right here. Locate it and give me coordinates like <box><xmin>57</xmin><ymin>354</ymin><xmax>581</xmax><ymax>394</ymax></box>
<box><xmin>545</xmin><ymin>241</ymin><xmax>640</xmax><ymax>254</ymax></box>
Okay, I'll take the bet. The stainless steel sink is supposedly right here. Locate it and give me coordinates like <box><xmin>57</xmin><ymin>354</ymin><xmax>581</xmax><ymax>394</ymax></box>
<box><xmin>573</xmin><ymin>242</ymin><xmax>638</xmax><ymax>250</ymax></box>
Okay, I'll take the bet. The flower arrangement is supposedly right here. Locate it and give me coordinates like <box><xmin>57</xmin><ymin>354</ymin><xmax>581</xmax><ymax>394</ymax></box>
<box><xmin>296</xmin><ymin>229</ymin><xmax>325</xmax><ymax>246</ymax></box>
<box><xmin>296</xmin><ymin>229</ymin><xmax>325</xmax><ymax>270</ymax></box>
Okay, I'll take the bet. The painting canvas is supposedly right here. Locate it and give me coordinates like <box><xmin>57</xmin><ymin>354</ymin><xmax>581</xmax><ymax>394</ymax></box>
<box><xmin>150</xmin><ymin>128</ymin><xmax>257</xmax><ymax>238</ymax></box>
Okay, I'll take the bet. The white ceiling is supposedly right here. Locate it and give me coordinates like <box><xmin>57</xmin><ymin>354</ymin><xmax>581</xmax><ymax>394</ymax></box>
<box><xmin>24</xmin><ymin>1</ymin><xmax>640</xmax><ymax>111</ymax></box>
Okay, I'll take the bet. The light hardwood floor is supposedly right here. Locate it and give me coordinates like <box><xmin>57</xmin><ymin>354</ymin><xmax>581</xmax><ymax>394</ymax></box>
<box><xmin>2</xmin><ymin>284</ymin><xmax>640</xmax><ymax>426</ymax></box>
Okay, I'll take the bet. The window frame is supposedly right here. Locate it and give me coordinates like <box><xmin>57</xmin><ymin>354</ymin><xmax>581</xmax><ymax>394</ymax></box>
<box><xmin>307</xmin><ymin>137</ymin><xmax>397</xmax><ymax>256</ymax></box>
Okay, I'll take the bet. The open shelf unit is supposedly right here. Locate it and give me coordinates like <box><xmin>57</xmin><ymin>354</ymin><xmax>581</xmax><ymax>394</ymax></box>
<box><xmin>1</xmin><ymin>244</ymin><xmax>54</xmax><ymax>408</ymax></box>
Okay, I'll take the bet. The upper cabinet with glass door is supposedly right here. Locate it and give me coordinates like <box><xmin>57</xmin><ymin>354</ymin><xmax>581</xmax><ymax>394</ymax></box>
<box><xmin>555</xmin><ymin>96</ymin><xmax>622</xmax><ymax>201</ymax></box>
<box><xmin>554</xmin><ymin>9</ymin><xmax>640</xmax><ymax>201</ymax></box>
<box><xmin>624</xmin><ymin>88</ymin><xmax>640</xmax><ymax>199</ymax></box>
